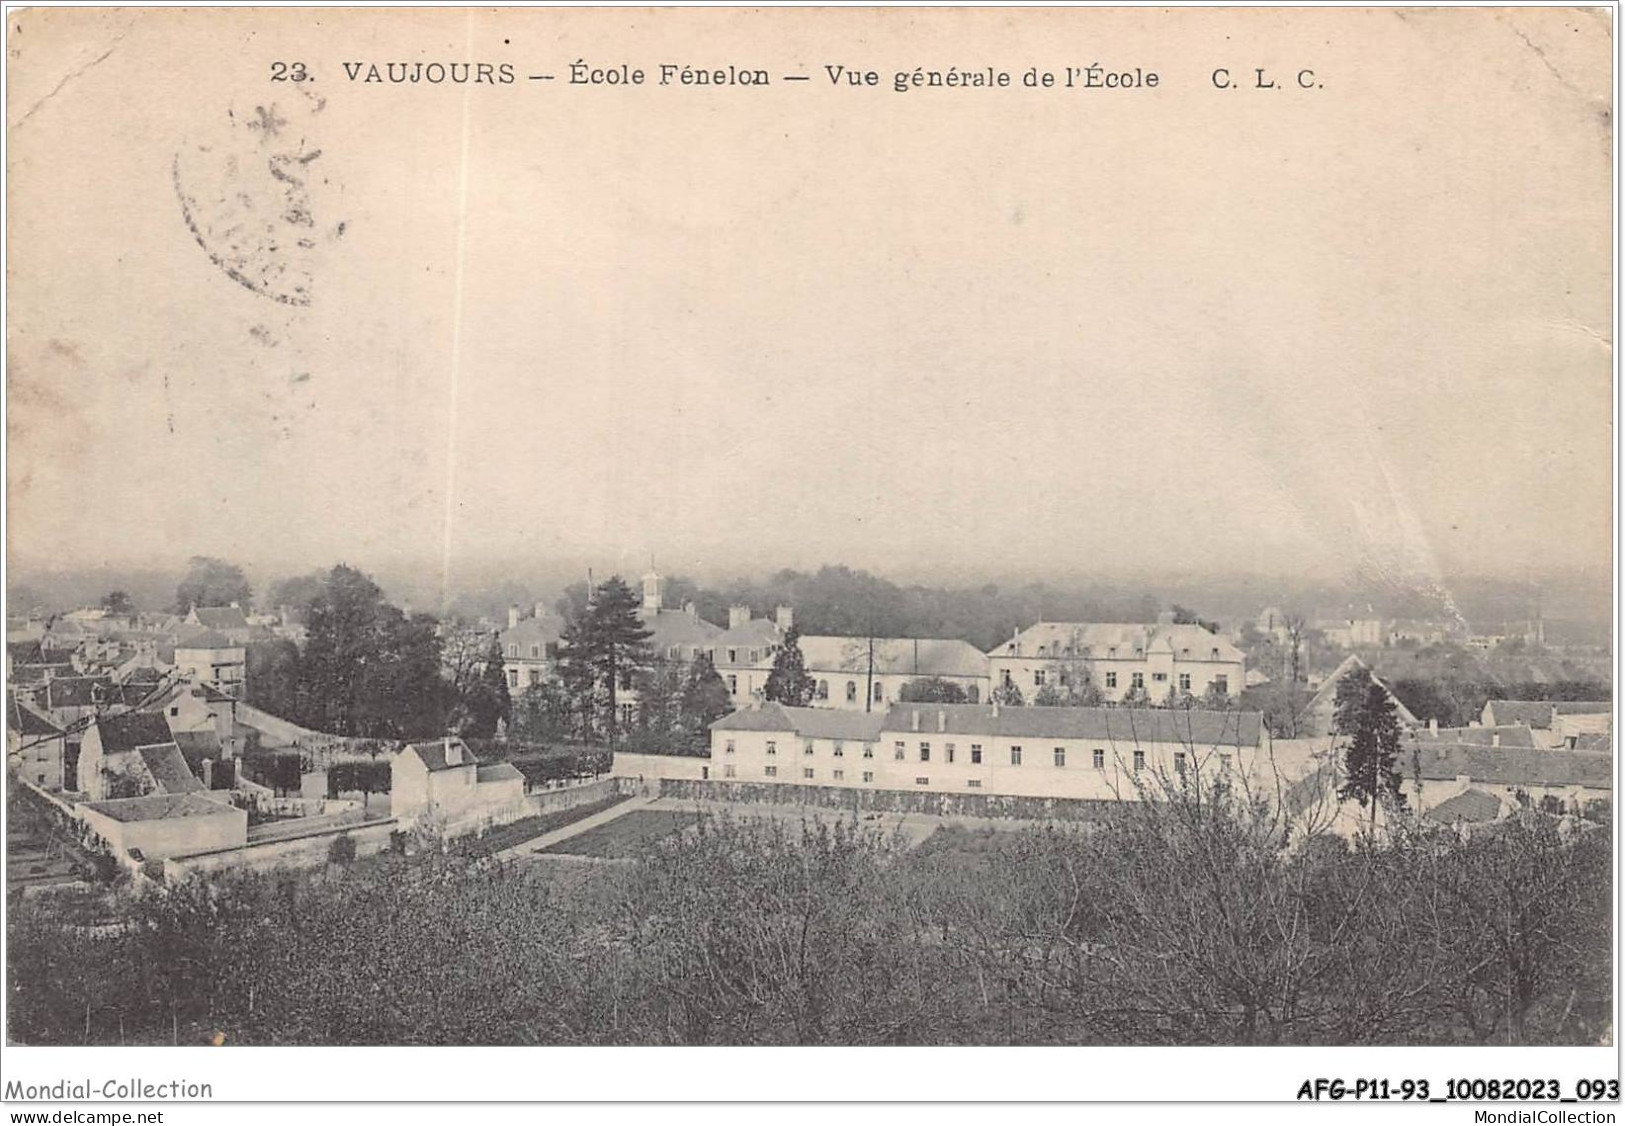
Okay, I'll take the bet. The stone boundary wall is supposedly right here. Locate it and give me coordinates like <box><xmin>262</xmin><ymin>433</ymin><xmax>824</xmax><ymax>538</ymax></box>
<box><xmin>658</xmin><ymin>778</ymin><xmax>1124</xmax><ymax>822</ymax></box>
<box><xmin>166</xmin><ymin>818</ymin><xmax>399</xmax><ymax>880</ymax></box>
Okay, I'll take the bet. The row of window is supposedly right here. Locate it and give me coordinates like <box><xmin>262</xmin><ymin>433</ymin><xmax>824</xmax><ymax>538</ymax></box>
<box><xmin>1000</xmin><ymin>669</ymin><xmax>1230</xmax><ymax>693</ymax></box>
<box><xmin>731</xmin><ymin>738</ymin><xmax>1230</xmax><ymax>774</ymax></box>
<box><xmin>507</xmin><ymin>667</ymin><xmax>546</xmax><ymax>689</ymax></box>
<box><xmin>506</xmin><ymin>642</ymin><xmax>561</xmax><ymax>660</ymax></box>
<box><xmin>1028</xmin><ymin>644</ymin><xmax>1225</xmax><ymax>660</ymax></box>
<box><xmin>757</xmin><ymin>765</ymin><xmax>877</xmax><ymax>783</ymax></box>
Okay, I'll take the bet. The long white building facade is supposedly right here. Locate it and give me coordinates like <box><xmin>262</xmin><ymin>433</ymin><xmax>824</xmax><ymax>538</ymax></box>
<box><xmin>709</xmin><ymin>701</ymin><xmax>1264</xmax><ymax>801</ymax></box>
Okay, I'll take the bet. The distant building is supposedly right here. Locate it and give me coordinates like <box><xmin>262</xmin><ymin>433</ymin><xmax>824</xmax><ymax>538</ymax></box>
<box><xmin>35</xmin><ymin>674</ymin><xmax>118</xmax><ymax>730</ymax></box>
<box><xmin>707</xmin><ymin>605</ymin><xmax>990</xmax><ymax>710</ymax></box>
<box><xmin>987</xmin><ymin>615</ymin><xmax>1245</xmax><ymax>705</ymax></box>
<box><xmin>498</xmin><ymin>572</ymin><xmax>726</xmax><ymax>723</ymax></box>
<box><xmin>1480</xmin><ymin>699</ymin><xmax>1611</xmax><ymax>750</ymax></box>
<box><xmin>146</xmin><ymin>680</ymin><xmax>243</xmax><ymax>756</ymax></box>
<box><xmin>1409</xmin><ymin>743</ymin><xmax>1610</xmax><ymax>817</ymax></box>
<box><xmin>173</xmin><ymin>631</ymin><xmax>247</xmax><ymax>697</ymax></box>
<box><xmin>183</xmin><ymin>605</ymin><xmax>254</xmax><ymax>644</ymax></box>
<box><xmin>1293</xmin><ymin>655</ymin><xmax>1420</xmax><ymax>738</ymax></box>
<box><xmin>1282</xmin><ymin>739</ymin><xmax>1610</xmax><ymax>839</ymax></box>
<box><xmin>1313</xmin><ymin>615</ymin><xmax>1386</xmax><ymax>649</ymax></box>
<box><xmin>1409</xmin><ymin>723</ymin><xmax>1535</xmax><ymax>749</ymax></box>
<box><xmin>7</xmin><ymin>693</ymin><xmax>66</xmax><ymax>789</ymax></box>
<box><xmin>1386</xmin><ymin>619</ymin><xmax>1453</xmax><ymax>648</ymax></box>
<box><xmin>499</xmin><ymin>601</ymin><xmax>566</xmax><ymax>691</ymax></box>
<box><xmin>710</xmin><ymin>701</ymin><xmax>1263</xmax><ymax>800</ymax></box>
<box><xmin>1254</xmin><ymin>606</ymin><xmax>1290</xmax><ymax>641</ymax></box>
<box><xmin>709</xmin><ymin>606</ymin><xmax>786</xmax><ymax>702</ymax></box>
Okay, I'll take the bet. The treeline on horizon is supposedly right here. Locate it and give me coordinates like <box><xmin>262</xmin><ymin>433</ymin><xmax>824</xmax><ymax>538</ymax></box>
<box><xmin>7</xmin><ymin>560</ymin><xmax>1612</xmax><ymax>652</ymax></box>
<box><xmin>7</xmin><ymin>782</ymin><xmax>1610</xmax><ymax>1048</ymax></box>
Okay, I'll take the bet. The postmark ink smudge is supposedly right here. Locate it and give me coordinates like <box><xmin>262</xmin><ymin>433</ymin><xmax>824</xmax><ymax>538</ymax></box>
<box><xmin>172</xmin><ymin>100</ymin><xmax>342</xmax><ymax>308</ymax></box>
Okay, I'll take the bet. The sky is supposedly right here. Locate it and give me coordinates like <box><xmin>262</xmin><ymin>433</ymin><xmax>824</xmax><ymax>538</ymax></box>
<box><xmin>6</xmin><ymin>7</ymin><xmax>1614</xmax><ymax>604</ymax></box>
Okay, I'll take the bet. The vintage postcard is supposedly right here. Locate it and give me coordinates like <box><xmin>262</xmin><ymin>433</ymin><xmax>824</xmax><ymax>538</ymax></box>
<box><xmin>2</xmin><ymin>3</ymin><xmax>1616</xmax><ymax>1112</ymax></box>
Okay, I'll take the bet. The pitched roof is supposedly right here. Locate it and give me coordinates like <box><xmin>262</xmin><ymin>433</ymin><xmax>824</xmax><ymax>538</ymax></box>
<box><xmin>989</xmin><ymin>622</ymin><xmax>1245</xmax><ymax>664</ymax></box>
<box><xmin>95</xmin><ymin>711</ymin><xmax>177</xmax><ymax>754</ymax></box>
<box><xmin>501</xmin><ymin>613</ymin><xmax>565</xmax><ymax>649</ymax></box>
<box><xmin>9</xmin><ymin>661</ymin><xmax>73</xmax><ymax>685</ymax></box>
<box><xmin>642</xmin><ymin>608</ymin><xmax>724</xmax><ymax>649</ymax></box>
<box><xmin>190</xmin><ymin>606</ymin><xmax>249</xmax><ymax>631</ymax></box>
<box><xmin>7</xmin><ymin>694</ymin><xmax>63</xmax><ymax>737</ymax></box>
<box><xmin>175</xmin><ymin>629</ymin><xmax>236</xmax><ymax>650</ymax></box>
<box><xmin>402</xmin><ymin>737</ymin><xmax>478</xmax><ymax>772</ymax></box>
<box><xmin>82</xmin><ymin>792</ymin><xmax>236</xmax><ymax>823</ymax></box>
<box><xmin>1554</xmin><ymin>701</ymin><xmax>1612</xmax><ymax>716</ymax></box>
<box><xmin>797</xmin><ymin>636</ymin><xmax>990</xmax><ymax>680</ymax></box>
<box><xmin>475</xmin><ymin>762</ymin><xmax>523</xmax><ymax>783</ymax></box>
<box><xmin>1425</xmin><ymin>788</ymin><xmax>1506</xmax><ymax>825</ymax></box>
<box><xmin>1573</xmin><ymin>732</ymin><xmax>1611</xmax><ymax>752</ymax></box>
<box><xmin>711</xmin><ymin>702</ymin><xmax>887</xmax><ymax>742</ymax></box>
<box><xmin>1483</xmin><ymin>700</ymin><xmax>1558</xmax><ymax>729</ymax></box>
<box><xmin>880</xmin><ymin>703</ymin><xmax>1263</xmax><ymax>747</ymax></box>
<box><xmin>1412</xmin><ymin>744</ymin><xmax>1612</xmax><ymax>790</ymax></box>
<box><xmin>42</xmin><ymin>675</ymin><xmax>115</xmax><ymax>710</ymax></box>
<box><xmin>1295</xmin><ymin>655</ymin><xmax>1419</xmax><ymax>737</ymax></box>
<box><xmin>139</xmin><ymin>743</ymin><xmax>207</xmax><ymax>794</ymax></box>
<box><xmin>714</xmin><ymin>618</ymin><xmax>783</xmax><ymax>648</ymax></box>
<box><xmin>1409</xmin><ymin>725</ymin><xmax>1535</xmax><ymax>749</ymax></box>
<box><xmin>172</xmin><ymin>729</ymin><xmax>223</xmax><ymax>768</ymax></box>
<box><xmin>6</xmin><ymin>639</ymin><xmax>44</xmax><ymax>664</ymax></box>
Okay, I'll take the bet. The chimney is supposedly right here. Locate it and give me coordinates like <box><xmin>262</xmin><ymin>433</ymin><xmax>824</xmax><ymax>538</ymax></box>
<box><xmin>1010</xmin><ymin>626</ymin><xmax>1020</xmax><ymax>657</ymax></box>
<box><xmin>1491</xmin><ymin>731</ymin><xmax>1501</xmax><ymax>747</ymax></box>
<box><xmin>508</xmin><ymin>604</ymin><xmax>521</xmax><ymax>629</ymax></box>
<box><xmin>444</xmin><ymin>737</ymin><xmax>461</xmax><ymax>766</ymax></box>
<box><xmin>684</xmin><ymin>601</ymin><xmax>698</xmax><ymax>619</ymax></box>
<box><xmin>991</xmin><ymin>699</ymin><xmax>1000</xmax><ymax>717</ymax></box>
<box><xmin>937</xmin><ymin>709</ymin><xmax>946</xmax><ymax>732</ymax></box>
<box><xmin>729</xmin><ymin>605</ymin><xmax>751</xmax><ymax>630</ymax></box>
<box><xmin>535</xmin><ymin>601</ymin><xmax>547</xmax><ymax>621</ymax></box>
<box><xmin>775</xmin><ymin>606</ymin><xmax>794</xmax><ymax>631</ymax></box>
<box><xmin>1428</xmin><ymin>717</ymin><xmax>1438</xmax><ymax>734</ymax></box>
<box><xmin>911</xmin><ymin>709</ymin><xmax>920</xmax><ymax>732</ymax></box>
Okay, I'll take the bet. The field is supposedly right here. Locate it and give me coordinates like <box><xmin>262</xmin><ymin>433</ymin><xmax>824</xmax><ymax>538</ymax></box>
<box><xmin>5</xmin><ymin>789</ymin><xmax>89</xmax><ymax>892</ymax></box>
<box><xmin>537</xmin><ymin>799</ymin><xmax>1000</xmax><ymax>860</ymax></box>
<box><xmin>453</xmin><ymin>795</ymin><xmax>626</xmax><ymax>857</ymax></box>
<box><xmin>538</xmin><ymin>808</ymin><xmax>706</xmax><ymax>859</ymax></box>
